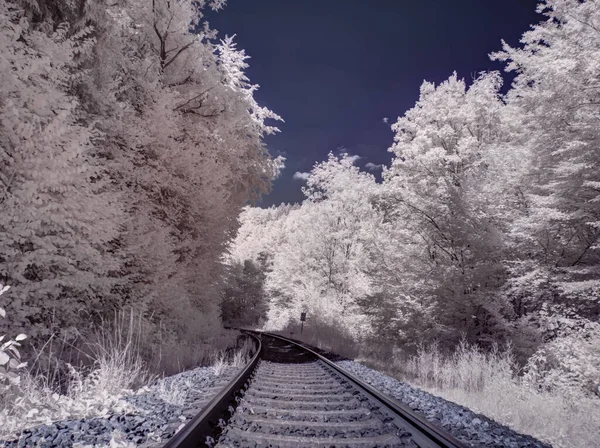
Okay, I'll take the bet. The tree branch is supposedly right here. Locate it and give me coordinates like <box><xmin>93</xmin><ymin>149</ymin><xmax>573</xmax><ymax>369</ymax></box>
<box><xmin>174</xmin><ymin>85</ymin><xmax>217</xmax><ymax>111</ymax></box>
<box><xmin>163</xmin><ymin>41</ymin><xmax>194</xmax><ymax>70</ymax></box>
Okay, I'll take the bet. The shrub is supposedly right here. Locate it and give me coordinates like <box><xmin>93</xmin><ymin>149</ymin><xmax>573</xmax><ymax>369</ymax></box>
<box><xmin>523</xmin><ymin>325</ymin><xmax>600</xmax><ymax>397</ymax></box>
<box><xmin>0</xmin><ymin>284</ymin><xmax>28</xmax><ymax>392</ymax></box>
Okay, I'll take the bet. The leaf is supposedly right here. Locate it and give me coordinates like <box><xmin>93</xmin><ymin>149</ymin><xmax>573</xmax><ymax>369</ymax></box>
<box><xmin>0</xmin><ymin>307</ymin><xmax>5</xmax><ymax>318</ymax></box>
<box><xmin>8</xmin><ymin>345</ymin><xmax>20</xmax><ymax>359</ymax></box>
<box><xmin>7</xmin><ymin>371</ymin><xmax>21</xmax><ymax>385</ymax></box>
<box><xmin>15</xmin><ymin>334</ymin><xmax>27</xmax><ymax>341</ymax></box>
<box><xmin>0</xmin><ymin>351</ymin><xmax>9</xmax><ymax>365</ymax></box>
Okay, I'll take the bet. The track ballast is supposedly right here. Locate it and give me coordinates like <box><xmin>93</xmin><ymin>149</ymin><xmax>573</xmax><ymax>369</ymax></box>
<box><xmin>167</xmin><ymin>332</ymin><xmax>466</xmax><ymax>448</ymax></box>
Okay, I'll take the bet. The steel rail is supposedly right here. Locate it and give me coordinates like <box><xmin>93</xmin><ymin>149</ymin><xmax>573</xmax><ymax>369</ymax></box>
<box><xmin>162</xmin><ymin>333</ymin><xmax>262</xmax><ymax>448</ymax></box>
<box><xmin>164</xmin><ymin>330</ymin><xmax>467</xmax><ymax>448</ymax></box>
<box><xmin>254</xmin><ymin>330</ymin><xmax>469</xmax><ymax>448</ymax></box>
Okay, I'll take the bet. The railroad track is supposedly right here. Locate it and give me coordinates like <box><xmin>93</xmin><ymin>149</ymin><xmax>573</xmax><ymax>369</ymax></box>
<box><xmin>164</xmin><ymin>331</ymin><xmax>467</xmax><ymax>448</ymax></box>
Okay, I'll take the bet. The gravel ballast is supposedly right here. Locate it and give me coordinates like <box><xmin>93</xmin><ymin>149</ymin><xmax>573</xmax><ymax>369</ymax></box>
<box><xmin>2</xmin><ymin>365</ymin><xmax>240</xmax><ymax>448</ymax></box>
<box><xmin>337</xmin><ymin>360</ymin><xmax>551</xmax><ymax>448</ymax></box>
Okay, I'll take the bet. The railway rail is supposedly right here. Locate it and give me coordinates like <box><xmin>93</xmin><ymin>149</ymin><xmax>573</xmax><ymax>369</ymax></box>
<box><xmin>163</xmin><ymin>331</ymin><xmax>468</xmax><ymax>448</ymax></box>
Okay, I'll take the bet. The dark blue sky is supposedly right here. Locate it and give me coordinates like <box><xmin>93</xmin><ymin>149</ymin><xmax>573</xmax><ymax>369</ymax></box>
<box><xmin>209</xmin><ymin>0</ymin><xmax>540</xmax><ymax>206</ymax></box>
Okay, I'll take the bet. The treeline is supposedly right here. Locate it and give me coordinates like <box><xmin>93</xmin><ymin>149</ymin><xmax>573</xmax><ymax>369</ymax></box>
<box><xmin>0</xmin><ymin>0</ymin><xmax>281</xmax><ymax>350</ymax></box>
<box><xmin>227</xmin><ymin>0</ymin><xmax>600</xmax><ymax>395</ymax></box>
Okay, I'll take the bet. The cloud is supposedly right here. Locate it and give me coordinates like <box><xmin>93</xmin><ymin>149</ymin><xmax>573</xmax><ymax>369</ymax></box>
<box><xmin>333</xmin><ymin>146</ymin><xmax>361</xmax><ymax>165</ymax></box>
<box><xmin>365</xmin><ymin>162</ymin><xmax>383</xmax><ymax>171</ymax></box>
<box><xmin>383</xmin><ymin>117</ymin><xmax>389</xmax><ymax>124</ymax></box>
<box><xmin>345</xmin><ymin>154</ymin><xmax>362</xmax><ymax>164</ymax></box>
<box><xmin>293</xmin><ymin>171</ymin><xmax>310</xmax><ymax>181</ymax></box>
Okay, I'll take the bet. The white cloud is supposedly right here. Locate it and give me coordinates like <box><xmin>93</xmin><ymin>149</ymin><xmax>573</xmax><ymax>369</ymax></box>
<box><xmin>365</xmin><ymin>162</ymin><xmax>383</xmax><ymax>171</ymax></box>
<box><xmin>340</xmin><ymin>153</ymin><xmax>361</xmax><ymax>164</ymax></box>
<box><xmin>346</xmin><ymin>154</ymin><xmax>361</xmax><ymax>164</ymax></box>
<box><xmin>293</xmin><ymin>171</ymin><xmax>310</xmax><ymax>181</ymax></box>
<box><xmin>383</xmin><ymin>117</ymin><xmax>389</xmax><ymax>124</ymax></box>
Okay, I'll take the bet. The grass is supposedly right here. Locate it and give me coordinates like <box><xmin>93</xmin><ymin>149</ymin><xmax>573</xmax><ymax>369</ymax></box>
<box><xmin>0</xmin><ymin>311</ymin><xmax>149</xmax><ymax>439</ymax></box>
<box><xmin>155</xmin><ymin>380</ymin><xmax>187</xmax><ymax>406</ymax></box>
<box><xmin>211</xmin><ymin>352</ymin><xmax>228</xmax><ymax>377</ymax></box>
<box><xmin>212</xmin><ymin>336</ymin><xmax>256</xmax><ymax>376</ymax></box>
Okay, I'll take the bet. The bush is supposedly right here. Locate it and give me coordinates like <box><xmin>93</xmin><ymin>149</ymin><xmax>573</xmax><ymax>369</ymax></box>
<box><xmin>0</xmin><ymin>284</ymin><xmax>28</xmax><ymax>393</ymax></box>
<box><xmin>523</xmin><ymin>325</ymin><xmax>600</xmax><ymax>397</ymax></box>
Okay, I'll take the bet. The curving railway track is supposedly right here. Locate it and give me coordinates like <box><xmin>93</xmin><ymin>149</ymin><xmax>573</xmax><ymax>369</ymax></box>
<box><xmin>163</xmin><ymin>331</ymin><xmax>467</xmax><ymax>448</ymax></box>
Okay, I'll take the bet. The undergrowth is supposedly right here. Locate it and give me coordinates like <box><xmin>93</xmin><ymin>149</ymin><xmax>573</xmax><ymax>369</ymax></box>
<box><xmin>211</xmin><ymin>336</ymin><xmax>255</xmax><ymax>376</ymax></box>
<box><xmin>0</xmin><ymin>304</ymin><xmax>248</xmax><ymax>441</ymax></box>
<box><xmin>392</xmin><ymin>341</ymin><xmax>600</xmax><ymax>448</ymax></box>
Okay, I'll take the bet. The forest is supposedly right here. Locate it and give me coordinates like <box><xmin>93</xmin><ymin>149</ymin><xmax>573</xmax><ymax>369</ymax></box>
<box><xmin>0</xmin><ymin>0</ymin><xmax>282</xmax><ymax>351</ymax></box>
<box><xmin>0</xmin><ymin>0</ymin><xmax>599</xmax><ymax>447</ymax></box>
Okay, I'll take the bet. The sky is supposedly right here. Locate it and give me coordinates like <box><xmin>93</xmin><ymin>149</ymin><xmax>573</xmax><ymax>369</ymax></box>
<box><xmin>208</xmin><ymin>0</ymin><xmax>541</xmax><ymax>206</ymax></box>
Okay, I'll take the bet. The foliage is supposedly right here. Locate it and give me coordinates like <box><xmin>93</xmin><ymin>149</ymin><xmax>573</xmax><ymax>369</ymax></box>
<box><xmin>0</xmin><ymin>1</ymin><xmax>123</xmax><ymax>338</ymax></box>
<box><xmin>0</xmin><ymin>0</ymin><xmax>281</xmax><ymax>345</ymax></box>
<box><xmin>490</xmin><ymin>0</ymin><xmax>600</xmax><ymax>323</ymax></box>
<box><xmin>0</xmin><ymin>285</ymin><xmax>27</xmax><ymax>391</ymax></box>
<box><xmin>523</xmin><ymin>323</ymin><xmax>600</xmax><ymax>397</ymax></box>
<box><xmin>220</xmin><ymin>259</ymin><xmax>268</xmax><ymax>328</ymax></box>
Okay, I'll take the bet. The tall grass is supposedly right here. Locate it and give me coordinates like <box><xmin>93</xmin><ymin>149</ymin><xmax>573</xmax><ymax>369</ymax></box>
<box><xmin>85</xmin><ymin>310</ymin><xmax>153</xmax><ymax>394</ymax></box>
<box><xmin>211</xmin><ymin>336</ymin><xmax>256</xmax><ymax>376</ymax></box>
<box><xmin>379</xmin><ymin>341</ymin><xmax>600</xmax><ymax>448</ymax></box>
<box><xmin>0</xmin><ymin>310</ymin><xmax>244</xmax><ymax>440</ymax></box>
<box><xmin>0</xmin><ymin>310</ymin><xmax>150</xmax><ymax>439</ymax></box>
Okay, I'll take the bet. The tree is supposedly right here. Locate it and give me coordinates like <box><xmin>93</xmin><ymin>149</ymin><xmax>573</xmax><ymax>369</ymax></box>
<box><xmin>0</xmin><ymin>0</ymin><xmax>283</xmax><ymax>346</ymax></box>
<box><xmin>230</xmin><ymin>155</ymin><xmax>384</xmax><ymax>338</ymax></box>
<box><xmin>221</xmin><ymin>259</ymin><xmax>268</xmax><ymax>328</ymax></box>
<box><xmin>0</xmin><ymin>2</ymin><xmax>123</xmax><ymax>337</ymax></box>
<box><xmin>491</xmin><ymin>0</ymin><xmax>600</xmax><ymax>327</ymax></box>
<box><xmin>77</xmin><ymin>0</ymin><xmax>282</xmax><ymax>340</ymax></box>
<box><xmin>382</xmin><ymin>72</ymin><xmax>512</xmax><ymax>345</ymax></box>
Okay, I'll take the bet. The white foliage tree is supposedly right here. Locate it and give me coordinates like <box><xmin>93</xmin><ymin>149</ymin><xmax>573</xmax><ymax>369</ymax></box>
<box><xmin>1</xmin><ymin>0</ymin><xmax>282</xmax><ymax>345</ymax></box>
<box><xmin>0</xmin><ymin>3</ymin><xmax>122</xmax><ymax>337</ymax></box>
<box><xmin>86</xmin><ymin>0</ymin><xmax>283</xmax><ymax>339</ymax></box>
<box><xmin>231</xmin><ymin>155</ymin><xmax>384</xmax><ymax>338</ymax></box>
<box><xmin>491</xmin><ymin>0</ymin><xmax>600</xmax><ymax>328</ymax></box>
<box><xmin>383</xmin><ymin>72</ymin><xmax>511</xmax><ymax>344</ymax></box>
